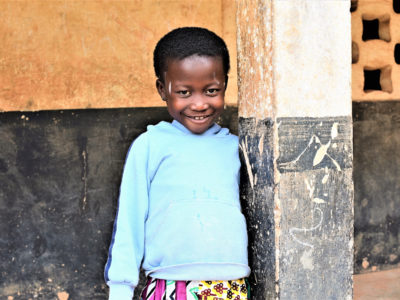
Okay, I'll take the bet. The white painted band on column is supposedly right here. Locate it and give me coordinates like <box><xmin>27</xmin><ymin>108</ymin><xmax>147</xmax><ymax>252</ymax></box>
<box><xmin>274</xmin><ymin>0</ymin><xmax>351</xmax><ymax>117</ymax></box>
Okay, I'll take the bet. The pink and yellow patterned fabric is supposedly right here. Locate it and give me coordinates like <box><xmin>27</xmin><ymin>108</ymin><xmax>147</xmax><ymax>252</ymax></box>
<box><xmin>141</xmin><ymin>277</ymin><xmax>249</xmax><ymax>300</ymax></box>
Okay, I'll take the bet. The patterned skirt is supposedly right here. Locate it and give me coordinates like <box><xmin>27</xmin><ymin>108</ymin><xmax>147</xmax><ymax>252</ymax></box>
<box><xmin>141</xmin><ymin>277</ymin><xmax>250</xmax><ymax>300</ymax></box>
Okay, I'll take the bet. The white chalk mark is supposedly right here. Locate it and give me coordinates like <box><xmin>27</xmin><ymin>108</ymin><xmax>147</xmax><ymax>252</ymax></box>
<box><xmin>239</xmin><ymin>137</ymin><xmax>254</xmax><ymax>189</ymax></box>
<box><xmin>280</xmin><ymin>131</ymin><xmax>342</xmax><ymax>171</ymax></box>
<box><xmin>280</xmin><ymin>135</ymin><xmax>319</xmax><ymax>167</ymax></box>
<box><xmin>331</xmin><ymin>122</ymin><xmax>339</xmax><ymax>139</ymax></box>
<box><xmin>289</xmin><ymin>207</ymin><xmax>323</xmax><ymax>249</ymax></box>
<box><xmin>313</xmin><ymin>140</ymin><xmax>331</xmax><ymax>166</ymax></box>
<box><xmin>321</xmin><ymin>174</ymin><xmax>329</xmax><ymax>184</ymax></box>
<box><xmin>258</xmin><ymin>133</ymin><xmax>264</xmax><ymax>155</ymax></box>
<box><xmin>313</xmin><ymin>198</ymin><xmax>326</xmax><ymax>204</ymax></box>
<box><xmin>304</xmin><ymin>178</ymin><xmax>314</xmax><ymax>199</ymax></box>
<box><xmin>326</xmin><ymin>153</ymin><xmax>342</xmax><ymax>171</ymax></box>
<box><xmin>300</xmin><ymin>248</ymin><xmax>314</xmax><ymax>270</ymax></box>
<box><xmin>81</xmin><ymin>150</ymin><xmax>88</xmax><ymax>211</ymax></box>
<box><xmin>168</xmin><ymin>81</ymin><xmax>171</xmax><ymax>95</ymax></box>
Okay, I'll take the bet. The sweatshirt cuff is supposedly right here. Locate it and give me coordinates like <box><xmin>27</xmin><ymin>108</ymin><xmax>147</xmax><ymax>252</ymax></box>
<box><xmin>108</xmin><ymin>283</ymin><xmax>134</xmax><ymax>300</ymax></box>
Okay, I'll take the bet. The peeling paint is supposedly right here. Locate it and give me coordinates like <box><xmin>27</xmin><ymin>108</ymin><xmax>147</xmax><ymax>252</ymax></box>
<box><xmin>304</xmin><ymin>178</ymin><xmax>315</xmax><ymax>199</ymax></box>
<box><xmin>313</xmin><ymin>198</ymin><xmax>326</xmax><ymax>204</ymax></box>
<box><xmin>331</xmin><ymin>122</ymin><xmax>339</xmax><ymax>139</ymax></box>
<box><xmin>81</xmin><ymin>149</ymin><xmax>88</xmax><ymax>211</ymax></box>
<box><xmin>300</xmin><ymin>249</ymin><xmax>314</xmax><ymax>271</ymax></box>
<box><xmin>239</xmin><ymin>137</ymin><xmax>254</xmax><ymax>189</ymax></box>
<box><xmin>362</xmin><ymin>258</ymin><xmax>370</xmax><ymax>269</ymax></box>
<box><xmin>258</xmin><ymin>133</ymin><xmax>264</xmax><ymax>154</ymax></box>
<box><xmin>321</xmin><ymin>174</ymin><xmax>329</xmax><ymax>184</ymax></box>
<box><xmin>313</xmin><ymin>140</ymin><xmax>331</xmax><ymax>166</ymax></box>
<box><xmin>237</xmin><ymin>0</ymin><xmax>274</xmax><ymax>119</ymax></box>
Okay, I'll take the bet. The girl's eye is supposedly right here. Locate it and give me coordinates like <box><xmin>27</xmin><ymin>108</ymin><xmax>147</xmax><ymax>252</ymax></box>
<box><xmin>177</xmin><ymin>90</ymin><xmax>190</xmax><ymax>97</ymax></box>
<box><xmin>205</xmin><ymin>88</ymin><xmax>219</xmax><ymax>95</ymax></box>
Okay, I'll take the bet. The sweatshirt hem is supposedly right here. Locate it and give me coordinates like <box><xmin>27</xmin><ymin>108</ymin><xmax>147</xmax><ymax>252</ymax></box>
<box><xmin>145</xmin><ymin>262</ymin><xmax>251</xmax><ymax>281</ymax></box>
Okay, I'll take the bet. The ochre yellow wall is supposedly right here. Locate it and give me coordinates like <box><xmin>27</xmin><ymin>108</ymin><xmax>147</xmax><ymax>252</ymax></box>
<box><xmin>0</xmin><ymin>0</ymin><xmax>237</xmax><ymax>111</ymax></box>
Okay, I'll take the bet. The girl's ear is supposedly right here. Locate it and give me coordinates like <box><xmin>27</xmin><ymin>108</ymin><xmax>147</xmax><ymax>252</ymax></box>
<box><xmin>156</xmin><ymin>79</ymin><xmax>167</xmax><ymax>101</ymax></box>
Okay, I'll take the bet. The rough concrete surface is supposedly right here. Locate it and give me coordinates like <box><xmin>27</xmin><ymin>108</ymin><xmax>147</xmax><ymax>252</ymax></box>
<box><xmin>239</xmin><ymin>117</ymin><xmax>276</xmax><ymax>299</ymax></box>
<box><xmin>277</xmin><ymin>117</ymin><xmax>353</xmax><ymax>300</ymax></box>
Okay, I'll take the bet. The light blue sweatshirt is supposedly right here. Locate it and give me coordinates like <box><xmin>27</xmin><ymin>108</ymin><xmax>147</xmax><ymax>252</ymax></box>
<box><xmin>104</xmin><ymin>120</ymin><xmax>250</xmax><ymax>300</ymax></box>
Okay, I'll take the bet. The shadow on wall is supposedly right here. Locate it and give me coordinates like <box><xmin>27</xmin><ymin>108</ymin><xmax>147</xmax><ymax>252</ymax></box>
<box><xmin>353</xmin><ymin>101</ymin><xmax>400</xmax><ymax>274</ymax></box>
<box><xmin>0</xmin><ymin>107</ymin><xmax>237</xmax><ymax>299</ymax></box>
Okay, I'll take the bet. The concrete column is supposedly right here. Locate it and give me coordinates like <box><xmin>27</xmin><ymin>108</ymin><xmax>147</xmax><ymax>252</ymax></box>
<box><xmin>237</xmin><ymin>1</ymin><xmax>353</xmax><ymax>299</ymax></box>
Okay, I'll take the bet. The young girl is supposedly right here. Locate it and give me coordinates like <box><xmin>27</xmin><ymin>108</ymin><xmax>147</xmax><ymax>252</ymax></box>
<box><xmin>105</xmin><ymin>27</ymin><xmax>250</xmax><ymax>300</ymax></box>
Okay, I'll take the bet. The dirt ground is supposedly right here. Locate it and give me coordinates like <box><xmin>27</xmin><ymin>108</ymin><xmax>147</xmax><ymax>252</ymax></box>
<box><xmin>354</xmin><ymin>267</ymin><xmax>400</xmax><ymax>300</ymax></box>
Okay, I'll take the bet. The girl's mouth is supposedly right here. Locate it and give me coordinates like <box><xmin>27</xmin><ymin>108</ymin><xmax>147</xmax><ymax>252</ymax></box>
<box><xmin>185</xmin><ymin>114</ymin><xmax>213</xmax><ymax>121</ymax></box>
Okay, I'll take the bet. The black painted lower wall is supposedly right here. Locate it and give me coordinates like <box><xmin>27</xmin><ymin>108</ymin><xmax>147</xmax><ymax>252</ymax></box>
<box><xmin>353</xmin><ymin>101</ymin><xmax>400</xmax><ymax>273</ymax></box>
<box><xmin>276</xmin><ymin>116</ymin><xmax>353</xmax><ymax>299</ymax></box>
<box><xmin>0</xmin><ymin>102</ymin><xmax>399</xmax><ymax>298</ymax></box>
<box><xmin>239</xmin><ymin>115</ymin><xmax>353</xmax><ymax>299</ymax></box>
<box><xmin>239</xmin><ymin>118</ymin><xmax>276</xmax><ymax>299</ymax></box>
<box><xmin>0</xmin><ymin>107</ymin><xmax>237</xmax><ymax>300</ymax></box>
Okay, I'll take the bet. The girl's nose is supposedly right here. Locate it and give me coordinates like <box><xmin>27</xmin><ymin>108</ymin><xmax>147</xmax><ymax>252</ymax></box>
<box><xmin>190</xmin><ymin>95</ymin><xmax>209</xmax><ymax>111</ymax></box>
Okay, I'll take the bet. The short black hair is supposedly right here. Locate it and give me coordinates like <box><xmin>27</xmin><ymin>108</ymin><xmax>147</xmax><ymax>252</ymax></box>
<box><xmin>153</xmin><ymin>27</ymin><xmax>230</xmax><ymax>82</ymax></box>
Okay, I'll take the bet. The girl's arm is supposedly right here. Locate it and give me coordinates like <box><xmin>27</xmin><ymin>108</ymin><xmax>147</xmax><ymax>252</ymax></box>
<box><xmin>104</xmin><ymin>133</ymin><xmax>150</xmax><ymax>300</ymax></box>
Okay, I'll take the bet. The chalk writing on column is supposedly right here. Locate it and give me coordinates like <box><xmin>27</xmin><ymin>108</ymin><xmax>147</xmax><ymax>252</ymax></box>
<box><xmin>289</xmin><ymin>207</ymin><xmax>323</xmax><ymax>249</ymax></box>
<box><xmin>280</xmin><ymin>122</ymin><xmax>341</xmax><ymax>171</ymax></box>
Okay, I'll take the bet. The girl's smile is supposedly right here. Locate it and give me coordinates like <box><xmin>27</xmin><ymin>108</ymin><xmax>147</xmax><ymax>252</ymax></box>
<box><xmin>156</xmin><ymin>55</ymin><xmax>226</xmax><ymax>134</ymax></box>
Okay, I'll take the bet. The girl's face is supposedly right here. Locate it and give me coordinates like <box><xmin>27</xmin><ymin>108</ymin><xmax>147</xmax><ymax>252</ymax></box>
<box><xmin>156</xmin><ymin>55</ymin><xmax>226</xmax><ymax>134</ymax></box>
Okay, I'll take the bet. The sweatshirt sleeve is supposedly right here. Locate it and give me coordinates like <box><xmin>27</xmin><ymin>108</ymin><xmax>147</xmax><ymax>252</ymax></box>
<box><xmin>104</xmin><ymin>133</ymin><xmax>150</xmax><ymax>300</ymax></box>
